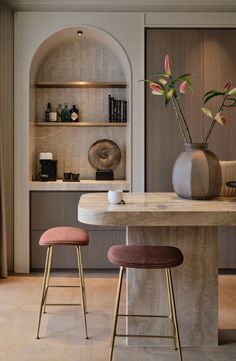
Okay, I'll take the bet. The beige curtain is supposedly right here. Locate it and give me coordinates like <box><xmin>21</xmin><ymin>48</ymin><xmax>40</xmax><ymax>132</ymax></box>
<box><xmin>0</xmin><ymin>1</ymin><xmax>14</xmax><ymax>277</ymax></box>
<box><xmin>0</xmin><ymin>137</ymin><xmax>7</xmax><ymax>278</ymax></box>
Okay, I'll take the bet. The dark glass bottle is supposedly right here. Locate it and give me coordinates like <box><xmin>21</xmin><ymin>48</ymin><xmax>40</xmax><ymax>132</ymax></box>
<box><xmin>61</xmin><ymin>103</ymin><xmax>71</xmax><ymax>122</ymax></box>
<box><xmin>70</xmin><ymin>104</ymin><xmax>79</xmax><ymax>122</ymax></box>
<box><xmin>45</xmin><ymin>102</ymin><xmax>52</xmax><ymax>122</ymax></box>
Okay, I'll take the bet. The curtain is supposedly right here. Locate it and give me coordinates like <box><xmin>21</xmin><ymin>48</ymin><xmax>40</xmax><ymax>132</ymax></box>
<box><xmin>0</xmin><ymin>138</ymin><xmax>7</xmax><ymax>278</ymax></box>
<box><xmin>0</xmin><ymin>1</ymin><xmax>14</xmax><ymax>278</ymax></box>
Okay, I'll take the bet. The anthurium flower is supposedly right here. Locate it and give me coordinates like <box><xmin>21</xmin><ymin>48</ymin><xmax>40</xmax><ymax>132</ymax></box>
<box><xmin>214</xmin><ymin>112</ymin><xmax>226</xmax><ymax>126</ymax></box>
<box><xmin>228</xmin><ymin>87</ymin><xmax>236</xmax><ymax>96</ymax></box>
<box><xmin>202</xmin><ymin>107</ymin><xmax>213</xmax><ymax>119</ymax></box>
<box><xmin>179</xmin><ymin>80</ymin><xmax>188</xmax><ymax>94</ymax></box>
<box><xmin>149</xmin><ymin>82</ymin><xmax>164</xmax><ymax>95</ymax></box>
<box><xmin>164</xmin><ymin>55</ymin><xmax>172</xmax><ymax>76</ymax></box>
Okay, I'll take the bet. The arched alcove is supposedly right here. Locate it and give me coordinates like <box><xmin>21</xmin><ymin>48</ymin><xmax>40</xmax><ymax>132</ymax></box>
<box><xmin>29</xmin><ymin>25</ymin><xmax>131</xmax><ymax>182</ymax></box>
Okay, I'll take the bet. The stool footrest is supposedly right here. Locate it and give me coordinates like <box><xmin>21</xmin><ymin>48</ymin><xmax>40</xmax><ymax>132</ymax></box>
<box><xmin>45</xmin><ymin>303</ymin><xmax>81</xmax><ymax>306</ymax></box>
<box><xmin>116</xmin><ymin>334</ymin><xmax>175</xmax><ymax>339</ymax></box>
<box><xmin>118</xmin><ymin>314</ymin><xmax>170</xmax><ymax>318</ymax></box>
<box><xmin>48</xmin><ymin>285</ymin><xmax>80</xmax><ymax>288</ymax></box>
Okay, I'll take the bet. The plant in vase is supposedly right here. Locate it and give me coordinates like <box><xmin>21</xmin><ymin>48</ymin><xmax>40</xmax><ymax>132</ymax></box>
<box><xmin>144</xmin><ymin>55</ymin><xmax>236</xmax><ymax>199</ymax></box>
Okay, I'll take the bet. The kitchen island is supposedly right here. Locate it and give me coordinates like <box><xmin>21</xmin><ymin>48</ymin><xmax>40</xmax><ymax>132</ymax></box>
<box><xmin>78</xmin><ymin>192</ymin><xmax>236</xmax><ymax>346</ymax></box>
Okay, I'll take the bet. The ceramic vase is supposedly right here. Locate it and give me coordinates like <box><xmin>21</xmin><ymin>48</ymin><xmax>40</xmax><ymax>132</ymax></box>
<box><xmin>172</xmin><ymin>143</ymin><xmax>222</xmax><ymax>200</ymax></box>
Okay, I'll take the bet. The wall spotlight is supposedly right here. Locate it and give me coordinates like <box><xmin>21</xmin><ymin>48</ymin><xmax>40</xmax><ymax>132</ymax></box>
<box><xmin>77</xmin><ymin>31</ymin><xmax>83</xmax><ymax>36</ymax></box>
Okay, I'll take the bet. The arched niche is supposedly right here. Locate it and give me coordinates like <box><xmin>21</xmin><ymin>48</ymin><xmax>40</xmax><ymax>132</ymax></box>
<box><xmin>29</xmin><ymin>25</ymin><xmax>131</xmax><ymax>182</ymax></box>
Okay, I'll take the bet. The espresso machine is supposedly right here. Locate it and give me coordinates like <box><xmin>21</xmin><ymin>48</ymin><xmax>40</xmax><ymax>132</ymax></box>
<box><xmin>39</xmin><ymin>152</ymin><xmax>57</xmax><ymax>181</ymax></box>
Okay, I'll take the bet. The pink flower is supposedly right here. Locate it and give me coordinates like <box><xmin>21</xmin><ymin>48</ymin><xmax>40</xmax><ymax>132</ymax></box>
<box><xmin>224</xmin><ymin>82</ymin><xmax>231</xmax><ymax>92</ymax></box>
<box><xmin>164</xmin><ymin>55</ymin><xmax>172</xmax><ymax>76</ymax></box>
<box><xmin>179</xmin><ymin>80</ymin><xmax>188</xmax><ymax>94</ymax></box>
<box><xmin>149</xmin><ymin>82</ymin><xmax>164</xmax><ymax>95</ymax></box>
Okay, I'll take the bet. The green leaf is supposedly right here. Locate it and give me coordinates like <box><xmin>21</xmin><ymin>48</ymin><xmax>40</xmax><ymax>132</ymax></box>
<box><xmin>202</xmin><ymin>107</ymin><xmax>214</xmax><ymax>119</ymax></box>
<box><xmin>203</xmin><ymin>92</ymin><xmax>224</xmax><ymax>105</ymax></box>
<box><xmin>173</xmin><ymin>74</ymin><xmax>191</xmax><ymax>84</ymax></box>
<box><xmin>147</xmin><ymin>72</ymin><xmax>170</xmax><ymax>79</ymax></box>
<box><xmin>165</xmin><ymin>95</ymin><xmax>171</xmax><ymax>107</ymax></box>
<box><xmin>203</xmin><ymin>90</ymin><xmax>219</xmax><ymax>99</ymax></box>
<box><xmin>224</xmin><ymin>99</ymin><xmax>236</xmax><ymax>107</ymax></box>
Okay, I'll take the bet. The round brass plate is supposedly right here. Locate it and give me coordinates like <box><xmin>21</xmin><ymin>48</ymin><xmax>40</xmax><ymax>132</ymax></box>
<box><xmin>88</xmin><ymin>139</ymin><xmax>121</xmax><ymax>170</ymax></box>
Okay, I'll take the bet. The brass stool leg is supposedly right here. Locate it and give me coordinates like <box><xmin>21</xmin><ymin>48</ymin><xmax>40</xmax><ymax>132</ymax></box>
<box><xmin>76</xmin><ymin>246</ymin><xmax>89</xmax><ymax>339</ymax></box>
<box><xmin>167</xmin><ymin>268</ymin><xmax>183</xmax><ymax>361</ymax></box>
<box><xmin>43</xmin><ymin>246</ymin><xmax>53</xmax><ymax>314</ymax></box>
<box><xmin>78</xmin><ymin>246</ymin><xmax>88</xmax><ymax>313</ymax></box>
<box><xmin>36</xmin><ymin>246</ymin><xmax>52</xmax><ymax>339</ymax></box>
<box><xmin>109</xmin><ymin>266</ymin><xmax>124</xmax><ymax>361</ymax></box>
<box><xmin>165</xmin><ymin>269</ymin><xmax>177</xmax><ymax>350</ymax></box>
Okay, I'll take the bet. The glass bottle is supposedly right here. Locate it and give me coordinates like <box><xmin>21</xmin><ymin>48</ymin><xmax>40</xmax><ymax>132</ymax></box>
<box><xmin>45</xmin><ymin>102</ymin><xmax>52</xmax><ymax>122</ymax></box>
<box><xmin>70</xmin><ymin>104</ymin><xmax>79</xmax><ymax>122</ymax></box>
<box><xmin>56</xmin><ymin>103</ymin><xmax>63</xmax><ymax>122</ymax></box>
<box><xmin>61</xmin><ymin>103</ymin><xmax>71</xmax><ymax>122</ymax></box>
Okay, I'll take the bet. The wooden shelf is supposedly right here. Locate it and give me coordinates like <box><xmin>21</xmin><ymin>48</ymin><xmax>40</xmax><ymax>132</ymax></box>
<box><xmin>35</xmin><ymin>121</ymin><xmax>127</xmax><ymax>127</ymax></box>
<box><xmin>35</xmin><ymin>81</ymin><xmax>127</xmax><ymax>89</ymax></box>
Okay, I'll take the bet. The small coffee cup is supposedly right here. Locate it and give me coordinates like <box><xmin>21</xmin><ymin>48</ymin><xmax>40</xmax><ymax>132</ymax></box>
<box><xmin>108</xmin><ymin>190</ymin><xmax>123</xmax><ymax>204</ymax></box>
<box><xmin>72</xmin><ymin>173</ymin><xmax>80</xmax><ymax>181</ymax></box>
<box><xmin>64</xmin><ymin>172</ymin><xmax>72</xmax><ymax>180</ymax></box>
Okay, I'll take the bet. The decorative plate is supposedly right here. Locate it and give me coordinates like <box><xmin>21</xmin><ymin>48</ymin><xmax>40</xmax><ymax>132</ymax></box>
<box><xmin>88</xmin><ymin>139</ymin><xmax>121</xmax><ymax>171</ymax></box>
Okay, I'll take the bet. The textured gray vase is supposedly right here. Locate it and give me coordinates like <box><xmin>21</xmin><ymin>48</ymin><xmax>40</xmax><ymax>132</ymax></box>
<box><xmin>172</xmin><ymin>143</ymin><xmax>222</xmax><ymax>200</ymax></box>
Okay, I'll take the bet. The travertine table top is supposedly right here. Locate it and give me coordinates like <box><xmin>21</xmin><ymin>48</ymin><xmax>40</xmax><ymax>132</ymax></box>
<box><xmin>78</xmin><ymin>192</ymin><xmax>236</xmax><ymax>226</ymax></box>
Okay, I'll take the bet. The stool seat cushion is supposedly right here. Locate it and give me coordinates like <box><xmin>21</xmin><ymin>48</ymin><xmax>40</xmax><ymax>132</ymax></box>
<box><xmin>39</xmin><ymin>226</ymin><xmax>89</xmax><ymax>246</ymax></box>
<box><xmin>108</xmin><ymin>245</ymin><xmax>183</xmax><ymax>269</ymax></box>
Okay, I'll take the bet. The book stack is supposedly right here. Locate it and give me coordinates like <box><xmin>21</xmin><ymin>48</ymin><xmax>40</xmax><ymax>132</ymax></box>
<box><xmin>108</xmin><ymin>95</ymin><xmax>127</xmax><ymax>122</ymax></box>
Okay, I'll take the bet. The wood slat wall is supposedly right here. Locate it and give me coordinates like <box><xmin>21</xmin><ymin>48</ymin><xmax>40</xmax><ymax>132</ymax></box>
<box><xmin>0</xmin><ymin>1</ymin><xmax>14</xmax><ymax>271</ymax></box>
<box><xmin>145</xmin><ymin>29</ymin><xmax>236</xmax><ymax>269</ymax></box>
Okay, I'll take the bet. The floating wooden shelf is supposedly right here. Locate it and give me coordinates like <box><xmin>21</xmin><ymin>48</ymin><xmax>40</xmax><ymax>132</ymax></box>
<box><xmin>35</xmin><ymin>81</ymin><xmax>127</xmax><ymax>88</ymax></box>
<box><xmin>35</xmin><ymin>121</ymin><xmax>127</xmax><ymax>127</ymax></box>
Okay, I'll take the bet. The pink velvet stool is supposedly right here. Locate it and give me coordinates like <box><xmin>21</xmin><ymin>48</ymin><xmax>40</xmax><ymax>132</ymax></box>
<box><xmin>108</xmin><ymin>245</ymin><xmax>184</xmax><ymax>361</ymax></box>
<box><xmin>36</xmin><ymin>226</ymin><xmax>89</xmax><ymax>339</ymax></box>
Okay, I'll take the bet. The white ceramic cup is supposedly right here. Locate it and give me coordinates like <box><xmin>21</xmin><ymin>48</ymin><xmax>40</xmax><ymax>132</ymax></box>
<box><xmin>108</xmin><ymin>190</ymin><xmax>123</xmax><ymax>204</ymax></box>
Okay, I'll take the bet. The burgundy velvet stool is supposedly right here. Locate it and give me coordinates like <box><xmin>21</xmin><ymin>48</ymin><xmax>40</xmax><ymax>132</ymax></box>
<box><xmin>108</xmin><ymin>245</ymin><xmax>184</xmax><ymax>361</ymax></box>
<box><xmin>36</xmin><ymin>226</ymin><xmax>89</xmax><ymax>340</ymax></box>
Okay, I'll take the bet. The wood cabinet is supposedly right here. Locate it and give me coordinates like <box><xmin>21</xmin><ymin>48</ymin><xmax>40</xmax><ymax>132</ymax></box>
<box><xmin>30</xmin><ymin>191</ymin><xmax>125</xmax><ymax>270</ymax></box>
<box><xmin>145</xmin><ymin>28</ymin><xmax>236</xmax><ymax>269</ymax></box>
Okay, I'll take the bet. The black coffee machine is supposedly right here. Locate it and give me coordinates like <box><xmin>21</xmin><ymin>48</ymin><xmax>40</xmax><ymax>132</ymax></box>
<box><xmin>40</xmin><ymin>159</ymin><xmax>57</xmax><ymax>181</ymax></box>
<box><xmin>40</xmin><ymin>156</ymin><xmax>57</xmax><ymax>181</ymax></box>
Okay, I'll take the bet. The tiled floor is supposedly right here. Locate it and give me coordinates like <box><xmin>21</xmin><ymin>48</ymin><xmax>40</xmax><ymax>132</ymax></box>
<box><xmin>0</xmin><ymin>272</ymin><xmax>235</xmax><ymax>361</ymax></box>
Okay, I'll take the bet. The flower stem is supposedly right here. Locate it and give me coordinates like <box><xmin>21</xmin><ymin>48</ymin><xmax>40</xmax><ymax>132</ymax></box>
<box><xmin>171</xmin><ymin>97</ymin><xmax>188</xmax><ymax>143</ymax></box>
<box><xmin>202</xmin><ymin>119</ymin><xmax>216</xmax><ymax>143</ymax></box>
<box><xmin>202</xmin><ymin>95</ymin><xmax>226</xmax><ymax>143</ymax></box>
<box><xmin>174</xmin><ymin>97</ymin><xmax>193</xmax><ymax>143</ymax></box>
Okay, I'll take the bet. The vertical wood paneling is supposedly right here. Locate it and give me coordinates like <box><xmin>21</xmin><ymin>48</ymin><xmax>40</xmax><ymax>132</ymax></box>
<box><xmin>0</xmin><ymin>1</ymin><xmax>14</xmax><ymax>271</ymax></box>
<box><xmin>145</xmin><ymin>29</ymin><xmax>204</xmax><ymax>192</ymax></box>
<box><xmin>145</xmin><ymin>29</ymin><xmax>236</xmax><ymax>269</ymax></box>
<box><xmin>203</xmin><ymin>29</ymin><xmax>236</xmax><ymax>160</ymax></box>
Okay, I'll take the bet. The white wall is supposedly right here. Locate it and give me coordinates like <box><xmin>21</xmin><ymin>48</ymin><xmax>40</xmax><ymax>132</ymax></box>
<box><xmin>14</xmin><ymin>12</ymin><xmax>145</xmax><ymax>272</ymax></box>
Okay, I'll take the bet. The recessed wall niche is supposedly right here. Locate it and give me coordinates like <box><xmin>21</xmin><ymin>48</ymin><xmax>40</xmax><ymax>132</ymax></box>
<box><xmin>31</xmin><ymin>29</ymin><xmax>128</xmax><ymax>180</ymax></box>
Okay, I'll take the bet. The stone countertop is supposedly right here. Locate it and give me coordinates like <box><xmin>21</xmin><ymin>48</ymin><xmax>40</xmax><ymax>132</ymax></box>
<box><xmin>29</xmin><ymin>179</ymin><xmax>130</xmax><ymax>191</ymax></box>
<box><xmin>78</xmin><ymin>192</ymin><xmax>236</xmax><ymax>226</ymax></box>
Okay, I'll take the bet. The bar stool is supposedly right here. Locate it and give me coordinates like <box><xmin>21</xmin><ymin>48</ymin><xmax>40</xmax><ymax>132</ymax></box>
<box><xmin>36</xmin><ymin>226</ymin><xmax>89</xmax><ymax>339</ymax></box>
<box><xmin>108</xmin><ymin>245</ymin><xmax>184</xmax><ymax>361</ymax></box>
